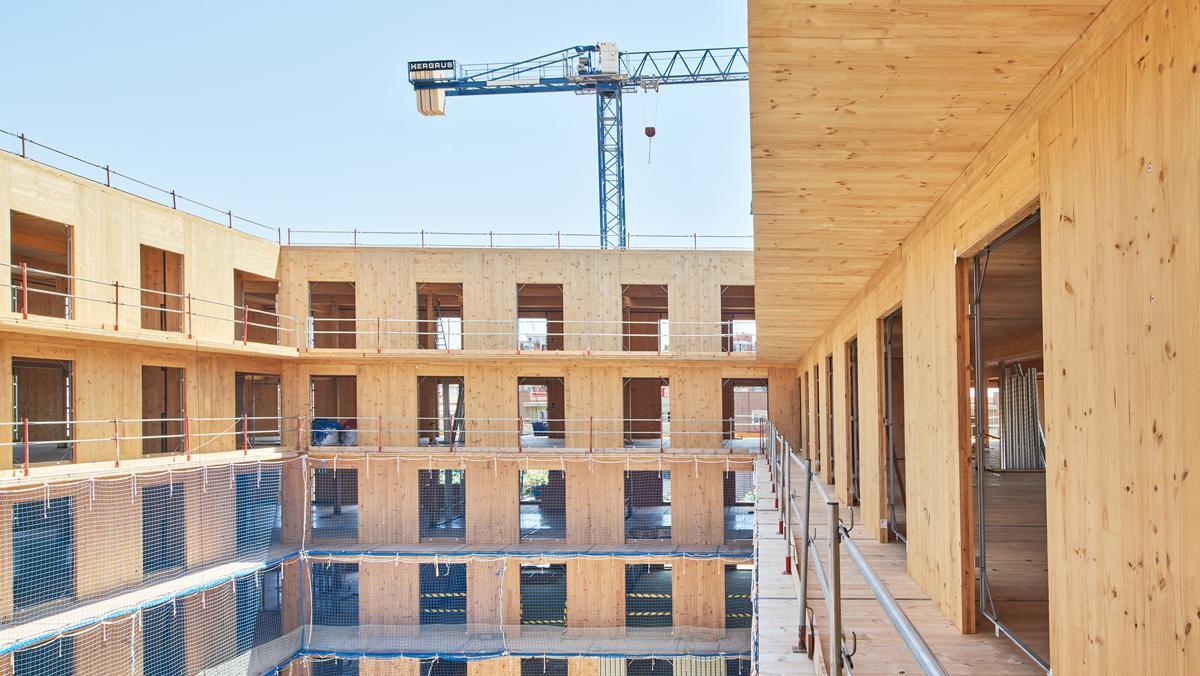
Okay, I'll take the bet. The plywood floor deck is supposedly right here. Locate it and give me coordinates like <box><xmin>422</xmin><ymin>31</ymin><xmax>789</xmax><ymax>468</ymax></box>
<box><xmin>781</xmin><ymin>461</ymin><xmax>1046</xmax><ymax>675</ymax></box>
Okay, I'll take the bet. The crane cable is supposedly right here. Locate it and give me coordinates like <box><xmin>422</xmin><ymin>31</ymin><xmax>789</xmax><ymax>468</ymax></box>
<box><xmin>641</xmin><ymin>85</ymin><xmax>660</xmax><ymax>164</ymax></box>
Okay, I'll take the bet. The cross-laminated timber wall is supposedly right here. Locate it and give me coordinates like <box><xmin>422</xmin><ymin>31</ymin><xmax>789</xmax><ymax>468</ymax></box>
<box><xmin>776</xmin><ymin>0</ymin><xmax>1199</xmax><ymax>670</ymax></box>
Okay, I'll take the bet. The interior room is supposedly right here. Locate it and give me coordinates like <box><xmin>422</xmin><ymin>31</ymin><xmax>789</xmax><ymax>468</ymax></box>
<box><xmin>721</xmin><ymin>378</ymin><xmax>767</xmax><ymax>448</ymax></box>
<box><xmin>234</xmin><ymin>269</ymin><xmax>280</xmax><ymax>345</ymax></box>
<box><xmin>622</xmin><ymin>284</ymin><xmax>668</xmax><ymax>351</ymax></box>
<box><xmin>9</xmin><ymin>211</ymin><xmax>71</xmax><ymax>319</ymax></box>
<box><xmin>624</xmin><ymin>470</ymin><xmax>671</xmax><ymax>540</ymax></box>
<box><xmin>519</xmin><ymin>469</ymin><xmax>566</xmax><ymax>540</ymax></box>
<box><xmin>235</xmin><ymin>372</ymin><xmax>282</xmax><ymax>447</ymax></box>
<box><xmin>11</xmin><ymin>357</ymin><xmax>72</xmax><ymax>465</ymax></box>
<box><xmin>968</xmin><ymin>213</ymin><xmax>1049</xmax><ymax>666</ymax></box>
<box><xmin>417</xmin><ymin>282</ymin><xmax>463</xmax><ymax>349</ymax></box>
<box><xmin>720</xmin><ymin>285</ymin><xmax>755</xmax><ymax>352</ymax></box>
<box><xmin>517</xmin><ymin>283</ymin><xmax>564</xmax><ymax>350</ymax></box>
<box><xmin>141</xmin><ymin>365</ymin><xmax>185</xmax><ymax>455</ymax></box>
<box><xmin>418</xmin><ymin>375</ymin><xmax>464</xmax><ymax>446</ymax></box>
<box><xmin>308</xmin><ymin>281</ymin><xmax>357</xmax><ymax>349</ymax></box>
<box><xmin>418</xmin><ymin>469</ymin><xmax>466</xmax><ymax>540</ymax></box>
<box><xmin>310</xmin><ymin>375</ymin><xmax>358</xmax><ymax>446</ymax></box>
<box><xmin>518</xmin><ymin>376</ymin><xmax>565</xmax><ymax>447</ymax></box>
<box><xmin>882</xmin><ymin>308</ymin><xmax>906</xmax><ymax>545</ymax></box>
<box><xmin>623</xmin><ymin>377</ymin><xmax>668</xmax><ymax>448</ymax></box>
<box><xmin>139</xmin><ymin>244</ymin><xmax>184</xmax><ymax>333</ymax></box>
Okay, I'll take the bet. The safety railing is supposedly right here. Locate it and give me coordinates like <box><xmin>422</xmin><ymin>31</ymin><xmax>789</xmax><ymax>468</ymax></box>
<box><xmin>1</xmin><ymin>128</ymin><xmax>282</xmax><ymax>241</ymax></box>
<box><xmin>761</xmin><ymin>420</ymin><xmax>948</xmax><ymax>676</ymax></box>
<box><xmin>307</xmin><ymin>317</ymin><xmax>757</xmax><ymax>353</ymax></box>
<box><xmin>3</xmin><ymin>262</ymin><xmax>302</xmax><ymax>347</ymax></box>
<box><xmin>1</xmin><ymin>415</ymin><xmax>292</xmax><ymax>477</ymax></box>
<box><xmin>2</xmin><ymin>414</ymin><xmax>759</xmax><ymax>476</ymax></box>
<box><xmin>286</xmin><ymin>227</ymin><xmax>753</xmax><ymax>250</ymax></box>
<box><xmin>300</xmin><ymin>415</ymin><xmax>762</xmax><ymax>453</ymax></box>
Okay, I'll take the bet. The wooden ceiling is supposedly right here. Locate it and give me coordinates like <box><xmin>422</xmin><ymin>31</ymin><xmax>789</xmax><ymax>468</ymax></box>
<box><xmin>749</xmin><ymin>0</ymin><xmax>1107</xmax><ymax>359</ymax></box>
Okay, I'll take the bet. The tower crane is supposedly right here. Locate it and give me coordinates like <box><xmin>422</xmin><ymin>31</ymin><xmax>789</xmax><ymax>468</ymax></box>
<box><xmin>408</xmin><ymin>44</ymin><xmax>749</xmax><ymax>248</ymax></box>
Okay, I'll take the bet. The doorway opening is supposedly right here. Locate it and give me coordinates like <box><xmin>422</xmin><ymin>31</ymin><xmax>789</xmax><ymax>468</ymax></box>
<box><xmin>518</xmin><ymin>377</ymin><xmax>565</xmax><ymax>448</ymax></box>
<box><xmin>622</xmin><ymin>284</ymin><xmax>668</xmax><ymax>351</ymax></box>
<box><xmin>417</xmin><ymin>282</ymin><xmax>463</xmax><ymax>350</ymax></box>
<box><xmin>308</xmin><ymin>282</ymin><xmax>356</xmax><ymax>349</ymax></box>
<box><xmin>882</xmin><ymin>309</ymin><xmax>906</xmax><ymax>545</ymax></box>
<box><xmin>825</xmin><ymin>353</ymin><xmax>835</xmax><ymax>486</ymax></box>
<box><xmin>309</xmin><ymin>375</ymin><xmax>357</xmax><ymax>447</ymax></box>
<box><xmin>235</xmin><ymin>373</ymin><xmax>281</xmax><ymax>448</ymax></box>
<box><xmin>720</xmin><ymin>285</ymin><xmax>756</xmax><ymax>352</ymax></box>
<box><xmin>517</xmin><ymin>284</ymin><xmax>563</xmax><ymax>351</ymax></box>
<box><xmin>623</xmin><ymin>377</ymin><xmax>669</xmax><ymax>448</ymax></box>
<box><xmin>721</xmin><ymin>378</ymin><xmax>767</xmax><ymax>449</ymax></box>
<box><xmin>10</xmin><ymin>211</ymin><xmax>72</xmax><ymax>319</ymax></box>
<box><xmin>11</xmin><ymin>357</ymin><xmax>73</xmax><ymax>465</ymax></box>
<box><xmin>968</xmin><ymin>212</ymin><xmax>1049</xmax><ymax>669</ymax></box>
<box><xmin>845</xmin><ymin>338</ymin><xmax>861</xmax><ymax>506</ymax></box>
<box><xmin>139</xmin><ymin>245</ymin><xmax>184</xmax><ymax>332</ymax></box>
<box><xmin>141</xmin><ymin>365</ymin><xmax>185</xmax><ymax>456</ymax></box>
<box><xmin>418</xmin><ymin>376</ymin><xmax>464</xmax><ymax>446</ymax></box>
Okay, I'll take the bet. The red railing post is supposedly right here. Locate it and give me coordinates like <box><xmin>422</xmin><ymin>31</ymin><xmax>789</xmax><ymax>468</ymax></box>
<box><xmin>20</xmin><ymin>262</ymin><xmax>28</xmax><ymax>320</ymax></box>
<box><xmin>113</xmin><ymin>281</ymin><xmax>120</xmax><ymax>331</ymax></box>
<box><xmin>22</xmin><ymin>417</ymin><xmax>30</xmax><ymax>476</ymax></box>
<box><xmin>242</xmin><ymin>303</ymin><xmax>249</xmax><ymax>345</ymax></box>
<box><xmin>517</xmin><ymin>416</ymin><xmax>523</xmax><ymax>452</ymax></box>
<box><xmin>659</xmin><ymin>419</ymin><xmax>665</xmax><ymax>453</ymax></box>
<box><xmin>376</xmin><ymin>317</ymin><xmax>382</xmax><ymax>353</ymax></box>
<box><xmin>113</xmin><ymin>418</ymin><xmax>121</xmax><ymax>468</ymax></box>
<box><xmin>448</xmin><ymin>416</ymin><xmax>455</xmax><ymax>452</ymax></box>
<box><xmin>588</xmin><ymin>416</ymin><xmax>594</xmax><ymax>453</ymax></box>
<box><xmin>187</xmin><ymin>293</ymin><xmax>194</xmax><ymax>339</ymax></box>
<box><xmin>183</xmin><ymin>415</ymin><xmax>191</xmax><ymax>462</ymax></box>
<box><xmin>242</xmin><ymin>414</ymin><xmax>249</xmax><ymax>455</ymax></box>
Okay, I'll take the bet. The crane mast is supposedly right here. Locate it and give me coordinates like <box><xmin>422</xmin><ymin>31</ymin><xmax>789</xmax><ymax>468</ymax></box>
<box><xmin>408</xmin><ymin>44</ymin><xmax>748</xmax><ymax>248</ymax></box>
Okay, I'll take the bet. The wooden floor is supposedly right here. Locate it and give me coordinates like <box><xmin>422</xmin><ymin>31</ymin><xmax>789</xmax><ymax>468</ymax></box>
<box><xmin>783</xmin><ymin>460</ymin><xmax>1047</xmax><ymax>675</ymax></box>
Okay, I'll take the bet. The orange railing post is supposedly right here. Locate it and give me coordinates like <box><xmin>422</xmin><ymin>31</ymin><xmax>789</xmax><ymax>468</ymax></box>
<box><xmin>22</xmin><ymin>417</ymin><xmax>30</xmax><ymax>476</ymax></box>
<box><xmin>183</xmin><ymin>414</ymin><xmax>191</xmax><ymax>462</ymax></box>
<box><xmin>242</xmin><ymin>414</ymin><xmax>249</xmax><ymax>455</ymax></box>
<box><xmin>242</xmin><ymin>303</ymin><xmax>249</xmax><ymax>345</ymax></box>
<box><xmin>113</xmin><ymin>281</ymin><xmax>120</xmax><ymax>331</ymax></box>
<box><xmin>588</xmin><ymin>416</ymin><xmax>594</xmax><ymax>453</ymax></box>
<box><xmin>20</xmin><ymin>263</ymin><xmax>28</xmax><ymax>320</ymax></box>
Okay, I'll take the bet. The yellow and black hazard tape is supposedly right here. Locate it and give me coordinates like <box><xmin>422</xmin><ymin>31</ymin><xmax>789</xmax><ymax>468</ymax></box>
<box><xmin>726</xmin><ymin>613</ymin><xmax>752</xmax><ymax>618</ymax></box>
<box><xmin>421</xmin><ymin>592</ymin><xmax>467</xmax><ymax>598</ymax></box>
<box><xmin>419</xmin><ymin>608</ymin><xmax>466</xmax><ymax>613</ymax></box>
<box><xmin>626</xmin><ymin>611</ymin><xmax>672</xmax><ymax>617</ymax></box>
<box><xmin>725</xmin><ymin>594</ymin><xmax>751</xmax><ymax>599</ymax></box>
<box><xmin>626</xmin><ymin>593</ymin><xmax>672</xmax><ymax>598</ymax></box>
<box><xmin>521</xmin><ymin>619</ymin><xmax>567</xmax><ymax>625</ymax></box>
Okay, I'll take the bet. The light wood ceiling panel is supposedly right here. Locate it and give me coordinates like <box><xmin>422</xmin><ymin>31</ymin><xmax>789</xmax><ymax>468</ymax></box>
<box><xmin>749</xmin><ymin>0</ymin><xmax>1106</xmax><ymax>359</ymax></box>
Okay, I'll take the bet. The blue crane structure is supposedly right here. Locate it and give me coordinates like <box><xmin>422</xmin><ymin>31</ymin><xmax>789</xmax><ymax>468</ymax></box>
<box><xmin>408</xmin><ymin>44</ymin><xmax>749</xmax><ymax>248</ymax></box>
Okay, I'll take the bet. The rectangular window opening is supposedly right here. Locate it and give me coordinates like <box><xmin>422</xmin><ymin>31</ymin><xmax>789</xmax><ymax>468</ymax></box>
<box><xmin>517</xmin><ymin>283</ymin><xmax>563</xmax><ymax>351</ymax></box>
<box><xmin>521</xmin><ymin>658</ymin><xmax>568</xmax><ymax>676</ymax></box>
<box><xmin>10</xmin><ymin>211</ymin><xmax>72</xmax><ymax>320</ymax></box>
<box><xmin>143</xmin><ymin>601</ymin><xmax>185</xmax><ymax>676</ymax></box>
<box><xmin>720</xmin><ymin>285</ymin><xmax>755</xmax><ymax>353</ymax></box>
<box><xmin>310</xmin><ymin>375</ymin><xmax>357</xmax><ymax>446</ymax></box>
<box><xmin>12</xmin><ymin>496</ymin><xmax>74</xmax><ymax>613</ymax></box>
<box><xmin>139</xmin><ymin>244</ymin><xmax>184</xmax><ymax>332</ymax></box>
<box><xmin>724</xmin><ymin>565</ymin><xmax>752</xmax><ymax>629</ymax></box>
<box><xmin>235</xmin><ymin>269</ymin><xmax>280</xmax><ymax>345</ymax></box>
<box><xmin>624</xmin><ymin>470</ymin><xmax>671</xmax><ymax>540</ymax></box>
<box><xmin>418</xmin><ymin>376</ymin><xmax>464</xmax><ymax>446</ymax></box>
<box><xmin>419</xmin><ymin>562</ymin><xmax>467</xmax><ymax>625</ymax></box>
<box><xmin>236</xmin><ymin>465</ymin><xmax>282</xmax><ymax>556</ymax></box>
<box><xmin>520</xmin><ymin>563</ymin><xmax>567</xmax><ymax>626</ymax></box>
<box><xmin>11</xmin><ymin>357</ymin><xmax>73</xmax><ymax>466</ymax></box>
<box><xmin>625</xmin><ymin>563</ymin><xmax>673</xmax><ymax>627</ymax></box>
<box><xmin>236</xmin><ymin>372</ymin><xmax>282</xmax><ymax>448</ymax></box>
<box><xmin>419</xmin><ymin>469</ymin><xmax>466</xmax><ymax>541</ymax></box>
<box><xmin>13</xmin><ymin>635</ymin><xmax>74</xmax><ymax>676</ymax></box>
<box><xmin>622</xmin><ymin>284</ymin><xmax>668</xmax><ymax>352</ymax></box>
<box><xmin>520</xmin><ymin>469</ymin><xmax>566</xmax><ymax>540</ymax></box>
<box><xmin>723</xmin><ymin>471</ymin><xmax>756</xmax><ymax>543</ymax></box>
<box><xmin>236</xmin><ymin>567</ymin><xmax>283</xmax><ymax>653</ymax></box>
<box><xmin>417</xmin><ymin>282</ymin><xmax>463</xmax><ymax>350</ymax></box>
<box><xmin>141</xmin><ymin>365</ymin><xmax>185</xmax><ymax>456</ymax></box>
<box><xmin>623</xmin><ymin>377</ymin><xmax>669</xmax><ymax>449</ymax></box>
<box><xmin>310</xmin><ymin>467</ymin><xmax>358</xmax><ymax>541</ymax></box>
<box><xmin>142</xmin><ymin>482</ymin><xmax>185</xmax><ymax>578</ymax></box>
<box><xmin>721</xmin><ymin>378</ymin><xmax>767</xmax><ymax>449</ymax></box>
<box><xmin>310</xmin><ymin>562</ymin><xmax>359</xmax><ymax>626</ymax></box>
<box><xmin>309</xmin><ymin>281</ymin><xmax>356</xmax><ymax>349</ymax></box>
<box><xmin>519</xmin><ymin>377</ymin><xmax>564</xmax><ymax>448</ymax></box>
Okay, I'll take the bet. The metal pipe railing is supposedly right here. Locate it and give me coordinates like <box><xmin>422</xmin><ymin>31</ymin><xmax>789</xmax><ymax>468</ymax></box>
<box><xmin>765</xmin><ymin>419</ymin><xmax>948</xmax><ymax>676</ymax></box>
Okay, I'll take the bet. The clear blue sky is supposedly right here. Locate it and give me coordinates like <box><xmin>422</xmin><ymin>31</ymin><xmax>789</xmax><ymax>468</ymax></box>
<box><xmin>1</xmin><ymin>1</ymin><xmax>750</xmax><ymax>245</ymax></box>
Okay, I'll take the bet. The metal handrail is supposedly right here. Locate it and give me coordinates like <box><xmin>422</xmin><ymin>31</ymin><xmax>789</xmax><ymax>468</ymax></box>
<box><xmin>764</xmin><ymin>419</ymin><xmax>948</xmax><ymax>676</ymax></box>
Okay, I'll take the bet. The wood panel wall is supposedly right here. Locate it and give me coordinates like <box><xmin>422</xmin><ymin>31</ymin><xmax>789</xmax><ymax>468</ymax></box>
<box><xmin>783</xmin><ymin>0</ymin><xmax>1195</xmax><ymax>667</ymax></box>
